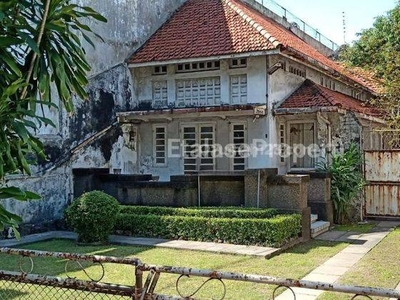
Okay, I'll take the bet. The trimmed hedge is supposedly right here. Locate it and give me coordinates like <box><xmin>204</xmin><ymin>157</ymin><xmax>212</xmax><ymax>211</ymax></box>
<box><xmin>119</xmin><ymin>206</ymin><xmax>280</xmax><ymax>219</ymax></box>
<box><xmin>115</xmin><ymin>213</ymin><xmax>302</xmax><ymax>247</ymax></box>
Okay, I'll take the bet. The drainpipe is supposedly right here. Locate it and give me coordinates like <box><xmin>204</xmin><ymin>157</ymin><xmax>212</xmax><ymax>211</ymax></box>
<box><xmin>197</xmin><ymin>174</ymin><xmax>201</xmax><ymax>207</ymax></box>
<box><xmin>257</xmin><ymin>169</ymin><xmax>261</xmax><ymax>208</ymax></box>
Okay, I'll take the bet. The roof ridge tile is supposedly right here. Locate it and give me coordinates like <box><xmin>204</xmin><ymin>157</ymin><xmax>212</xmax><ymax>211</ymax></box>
<box><xmin>223</xmin><ymin>0</ymin><xmax>282</xmax><ymax>48</ymax></box>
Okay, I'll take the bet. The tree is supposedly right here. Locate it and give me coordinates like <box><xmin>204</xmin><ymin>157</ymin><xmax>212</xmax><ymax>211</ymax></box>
<box><xmin>0</xmin><ymin>0</ymin><xmax>106</xmax><ymax>236</ymax></box>
<box><xmin>339</xmin><ymin>1</ymin><xmax>400</xmax><ymax>128</ymax></box>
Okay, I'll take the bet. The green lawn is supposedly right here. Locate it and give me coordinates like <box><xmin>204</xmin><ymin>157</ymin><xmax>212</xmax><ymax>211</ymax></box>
<box><xmin>333</xmin><ymin>222</ymin><xmax>377</xmax><ymax>233</ymax></box>
<box><xmin>318</xmin><ymin>228</ymin><xmax>400</xmax><ymax>300</ymax></box>
<box><xmin>0</xmin><ymin>239</ymin><xmax>348</xmax><ymax>299</ymax></box>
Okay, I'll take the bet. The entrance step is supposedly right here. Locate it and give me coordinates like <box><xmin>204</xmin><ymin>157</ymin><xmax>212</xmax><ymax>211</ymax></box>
<box><xmin>311</xmin><ymin>214</ymin><xmax>318</xmax><ymax>223</ymax></box>
<box><xmin>311</xmin><ymin>221</ymin><xmax>330</xmax><ymax>238</ymax></box>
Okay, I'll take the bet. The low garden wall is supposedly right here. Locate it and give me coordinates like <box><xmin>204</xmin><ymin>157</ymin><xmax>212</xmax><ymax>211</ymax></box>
<box><xmin>73</xmin><ymin>168</ymin><xmax>312</xmax><ymax>242</ymax></box>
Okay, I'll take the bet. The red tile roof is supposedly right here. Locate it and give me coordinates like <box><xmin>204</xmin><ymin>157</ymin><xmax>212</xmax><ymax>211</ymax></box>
<box><xmin>128</xmin><ymin>0</ymin><xmax>276</xmax><ymax>64</ymax></box>
<box><xmin>278</xmin><ymin>80</ymin><xmax>381</xmax><ymax>116</ymax></box>
<box><xmin>128</xmin><ymin>0</ymin><xmax>380</xmax><ymax>93</ymax></box>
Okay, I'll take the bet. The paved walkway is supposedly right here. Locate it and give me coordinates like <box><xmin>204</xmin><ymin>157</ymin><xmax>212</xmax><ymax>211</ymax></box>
<box><xmin>0</xmin><ymin>231</ymin><xmax>279</xmax><ymax>257</ymax></box>
<box><xmin>276</xmin><ymin>221</ymin><xmax>400</xmax><ymax>300</ymax></box>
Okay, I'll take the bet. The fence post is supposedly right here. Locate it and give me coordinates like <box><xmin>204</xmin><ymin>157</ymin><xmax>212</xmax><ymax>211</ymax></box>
<box><xmin>134</xmin><ymin>267</ymin><xmax>143</xmax><ymax>300</ymax></box>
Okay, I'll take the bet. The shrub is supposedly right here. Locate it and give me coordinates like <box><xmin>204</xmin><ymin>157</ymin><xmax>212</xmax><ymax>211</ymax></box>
<box><xmin>318</xmin><ymin>143</ymin><xmax>365</xmax><ymax>224</ymax></box>
<box><xmin>65</xmin><ymin>191</ymin><xmax>120</xmax><ymax>243</ymax></box>
<box><xmin>115</xmin><ymin>213</ymin><xmax>301</xmax><ymax>247</ymax></box>
<box><xmin>119</xmin><ymin>206</ymin><xmax>280</xmax><ymax>219</ymax></box>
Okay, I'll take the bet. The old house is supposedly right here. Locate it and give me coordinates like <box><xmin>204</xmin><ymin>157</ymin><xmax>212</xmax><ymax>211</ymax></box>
<box><xmin>3</xmin><ymin>0</ymin><xmax>385</xmax><ymax>228</ymax></box>
<box><xmin>113</xmin><ymin>0</ymin><xmax>382</xmax><ymax>179</ymax></box>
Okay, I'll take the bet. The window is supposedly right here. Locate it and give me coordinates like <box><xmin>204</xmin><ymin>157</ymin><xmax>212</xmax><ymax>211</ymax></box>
<box><xmin>288</xmin><ymin>65</ymin><xmax>306</xmax><ymax>78</ymax></box>
<box><xmin>153</xmin><ymin>81</ymin><xmax>168</xmax><ymax>107</ymax></box>
<box><xmin>153</xmin><ymin>126</ymin><xmax>167</xmax><ymax>166</ymax></box>
<box><xmin>288</xmin><ymin>122</ymin><xmax>316</xmax><ymax>169</ymax></box>
<box><xmin>182</xmin><ymin>125</ymin><xmax>215</xmax><ymax>173</ymax></box>
<box><xmin>230</xmin><ymin>58</ymin><xmax>247</xmax><ymax>68</ymax></box>
<box><xmin>279</xmin><ymin>123</ymin><xmax>286</xmax><ymax>163</ymax></box>
<box><xmin>153</xmin><ymin>65</ymin><xmax>167</xmax><ymax>75</ymax></box>
<box><xmin>230</xmin><ymin>75</ymin><xmax>247</xmax><ymax>104</ymax></box>
<box><xmin>231</xmin><ymin>124</ymin><xmax>246</xmax><ymax>170</ymax></box>
<box><xmin>176</xmin><ymin>77</ymin><xmax>221</xmax><ymax>107</ymax></box>
<box><xmin>320</xmin><ymin>76</ymin><xmax>324</xmax><ymax>85</ymax></box>
<box><xmin>176</xmin><ymin>61</ymin><xmax>220</xmax><ymax>73</ymax></box>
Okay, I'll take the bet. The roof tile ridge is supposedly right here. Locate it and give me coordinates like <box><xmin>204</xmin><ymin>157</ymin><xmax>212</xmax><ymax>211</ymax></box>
<box><xmin>222</xmin><ymin>0</ymin><xmax>282</xmax><ymax>48</ymax></box>
<box><xmin>313</xmin><ymin>82</ymin><xmax>340</xmax><ymax>107</ymax></box>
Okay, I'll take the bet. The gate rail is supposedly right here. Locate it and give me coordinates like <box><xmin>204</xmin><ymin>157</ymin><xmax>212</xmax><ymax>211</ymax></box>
<box><xmin>1</xmin><ymin>247</ymin><xmax>400</xmax><ymax>299</ymax></box>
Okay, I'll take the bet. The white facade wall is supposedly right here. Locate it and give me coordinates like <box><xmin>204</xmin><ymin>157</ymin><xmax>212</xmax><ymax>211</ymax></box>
<box><xmin>133</xmin><ymin>56</ymin><xmax>267</xmax><ymax>106</ymax></box>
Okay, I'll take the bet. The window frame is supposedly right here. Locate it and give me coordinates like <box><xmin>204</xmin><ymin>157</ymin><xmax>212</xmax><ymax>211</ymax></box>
<box><xmin>286</xmin><ymin>120</ymin><xmax>317</xmax><ymax>171</ymax></box>
<box><xmin>153</xmin><ymin>125</ymin><xmax>168</xmax><ymax>167</ymax></box>
<box><xmin>230</xmin><ymin>122</ymin><xmax>247</xmax><ymax>171</ymax></box>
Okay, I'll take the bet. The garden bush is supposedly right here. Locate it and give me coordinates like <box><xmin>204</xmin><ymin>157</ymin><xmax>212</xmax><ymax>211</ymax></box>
<box><xmin>115</xmin><ymin>213</ymin><xmax>301</xmax><ymax>247</ymax></box>
<box><xmin>119</xmin><ymin>206</ymin><xmax>280</xmax><ymax>219</ymax></box>
<box><xmin>65</xmin><ymin>191</ymin><xmax>120</xmax><ymax>243</ymax></box>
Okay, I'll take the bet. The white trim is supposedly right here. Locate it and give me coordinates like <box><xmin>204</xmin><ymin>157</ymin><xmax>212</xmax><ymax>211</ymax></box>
<box><xmin>153</xmin><ymin>124</ymin><xmax>167</xmax><ymax>167</ymax></box>
<box><xmin>287</xmin><ymin>120</ymin><xmax>317</xmax><ymax>170</ymax></box>
<box><xmin>181</xmin><ymin>123</ymin><xmax>216</xmax><ymax>173</ymax></box>
<box><xmin>128</xmin><ymin>50</ymin><xmax>280</xmax><ymax>68</ymax></box>
<box><xmin>229</xmin><ymin>122</ymin><xmax>247</xmax><ymax>171</ymax></box>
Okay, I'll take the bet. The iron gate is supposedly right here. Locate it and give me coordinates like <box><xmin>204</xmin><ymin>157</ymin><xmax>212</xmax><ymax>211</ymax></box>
<box><xmin>1</xmin><ymin>247</ymin><xmax>400</xmax><ymax>299</ymax></box>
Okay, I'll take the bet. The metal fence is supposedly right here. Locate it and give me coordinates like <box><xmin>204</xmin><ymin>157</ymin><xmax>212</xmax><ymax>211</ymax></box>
<box><xmin>1</xmin><ymin>247</ymin><xmax>400</xmax><ymax>299</ymax></box>
<box><xmin>254</xmin><ymin>0</ymin><xmax>339</xmax><ymax>51</ymax></box>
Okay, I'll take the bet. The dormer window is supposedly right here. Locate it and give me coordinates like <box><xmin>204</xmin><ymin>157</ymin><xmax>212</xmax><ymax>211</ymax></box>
<box><xmin>153</xmin><ymin>65</ymin><xmax>167</xmax><ymax>75</ymax></box>
<box><xmin>176</xmin><ymin>60</ymin><xmax>220</xmax><ymax>73</ymax></box>
<box><xmin>230</xmin><ymin>58</ymin><xmax>247</xmax><ymax>68</ymax></box>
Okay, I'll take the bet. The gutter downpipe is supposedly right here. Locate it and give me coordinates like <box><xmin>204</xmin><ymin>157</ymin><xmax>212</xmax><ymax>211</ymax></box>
<box><xmin>257</xmin><ymin>169</ymin><xmax>261</xmax><ymax>208</ymax></box>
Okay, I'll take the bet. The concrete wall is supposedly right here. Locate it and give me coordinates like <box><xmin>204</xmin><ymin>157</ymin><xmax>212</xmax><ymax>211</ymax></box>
<box><xmin>3</xmin><ymin>170</ymin><xmax>72</xmax><ymax>224</ymax></box>
<box><xmin>73</xmin><ymin>168</ymin><xmax>308</xmax><ymax>212</ymax></box>
<box><xmin>74</xmin><ymin>0</ymin><xmax>186</xmax><ymax>76</ymax></box>
<box><xmin>4</xmin><ymin>0</ymin><xmax>186</xmax><ymax>225</ymax></box>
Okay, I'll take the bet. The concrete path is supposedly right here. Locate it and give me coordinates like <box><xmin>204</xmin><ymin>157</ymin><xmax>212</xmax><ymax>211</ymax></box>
<box><xmin>0</xmin><ymin>231</ymin><xmax>279</xmax><ymax>257</ymax></box>
<box><xmin>276</xmin><ymin>221</ymin><xmax>400</xmax><ymax>300</ymax></box>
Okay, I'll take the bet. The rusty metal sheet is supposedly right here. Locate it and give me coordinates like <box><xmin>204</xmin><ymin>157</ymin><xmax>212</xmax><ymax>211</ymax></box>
<box><xmin>365</xmin><ymin>184</ymin><xmax>400</xmax><ymax>216</ymax></box>
<box><xmin>365</xmin><ymin>151</ymin><xmax>400</xmax><ymax>182</ymax></box>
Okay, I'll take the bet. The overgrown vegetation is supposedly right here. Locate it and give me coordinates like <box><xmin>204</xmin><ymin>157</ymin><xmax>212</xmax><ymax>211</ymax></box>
<box><xmin>318</xmin><ymin>144</ymin><xmax>365</xmax><ymax>224</ymax></box>
<box><xmin>339</xmin><ymin>2</ymin><xmax>400</xmax><ymax>128</ymax></box>
<box><xmin>116</xmin><ymin>206</ymin><xmax>301</xmax><ymax>247</ymax></box>
<box><xmin>0</xmin><ymin>1</ymin><xmax>106</xmax><ymax>234</ymax></box>
<box><xmin>65</xmin><ymin>191</ymin><xmax>120</xmax><ymax>243</ymax></box>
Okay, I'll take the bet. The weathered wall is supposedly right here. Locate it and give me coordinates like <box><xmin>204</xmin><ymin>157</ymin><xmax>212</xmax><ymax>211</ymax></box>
<box><xmin>74</xmin><ymin>0</ymin><xmax>186</xmax><ymax>76</ymax></box>
<box><xmin>3</xmin><ymin>0</ymin><xmax>187</xmax><ymax>225</ymax></box>
<box><xmin>3</xmin><ymin>170</ymin><xmax>72</xmax><ymax>224</ymax></box>
<box><xmin>110</xmin><ymin>115</ymin><xmax>270</xmax><ymax>181</ymax></box>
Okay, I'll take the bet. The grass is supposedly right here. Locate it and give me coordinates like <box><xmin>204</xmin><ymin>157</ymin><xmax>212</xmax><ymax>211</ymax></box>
<box><xmin>333</xmin><ymin>222</ymin><xmax>376</xmax><ymax>233</ymax></box>
<box><xmin>0</xmin><ymin>239</ymin><xmax>348</xmax><ymax>299</ymax></box>
<box><xmin>318</xmin><ymin>228</ymin><xmax>400</xmax><ymax>300</ymax></box>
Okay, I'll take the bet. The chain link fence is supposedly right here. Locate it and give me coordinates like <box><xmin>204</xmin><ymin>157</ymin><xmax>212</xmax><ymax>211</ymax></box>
<box><xmin>0</xmin><ymin>280</ymin><xmax>131</xmax><ymax>300</ymax></box>
<box><xmin>1</xmin><ymin>247</ymin><xmax>400</xmax><ymax>299</ymax></box>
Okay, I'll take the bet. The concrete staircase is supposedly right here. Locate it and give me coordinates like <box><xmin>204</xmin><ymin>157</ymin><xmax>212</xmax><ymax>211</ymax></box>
<box><xmin>311</xmin><ymin>214</ymin><xmax>330</xmax><ymax>238</ymax></box>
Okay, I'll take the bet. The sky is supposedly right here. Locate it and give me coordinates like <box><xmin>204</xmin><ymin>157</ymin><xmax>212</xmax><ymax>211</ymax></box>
<box><xmin>273</xmin><ymin>0</ymin><xmax>397</xmax><ymax>45</ymax></box>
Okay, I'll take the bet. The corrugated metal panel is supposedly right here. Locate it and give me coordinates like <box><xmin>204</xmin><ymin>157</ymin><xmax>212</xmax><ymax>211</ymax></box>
<box><xmin>364</xmin><ymin>150</ymin><xmax>400</xmax><ymax>217</ymax></box>
<box><xmin>365</xmin><ymin>151</ymin><xmax>400</xmax><ymax>182</ymax></box>
<box><xmin>365</xmin><ymin>184</ymin><xmax>400</xmax><ymax>216</ymax></box>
